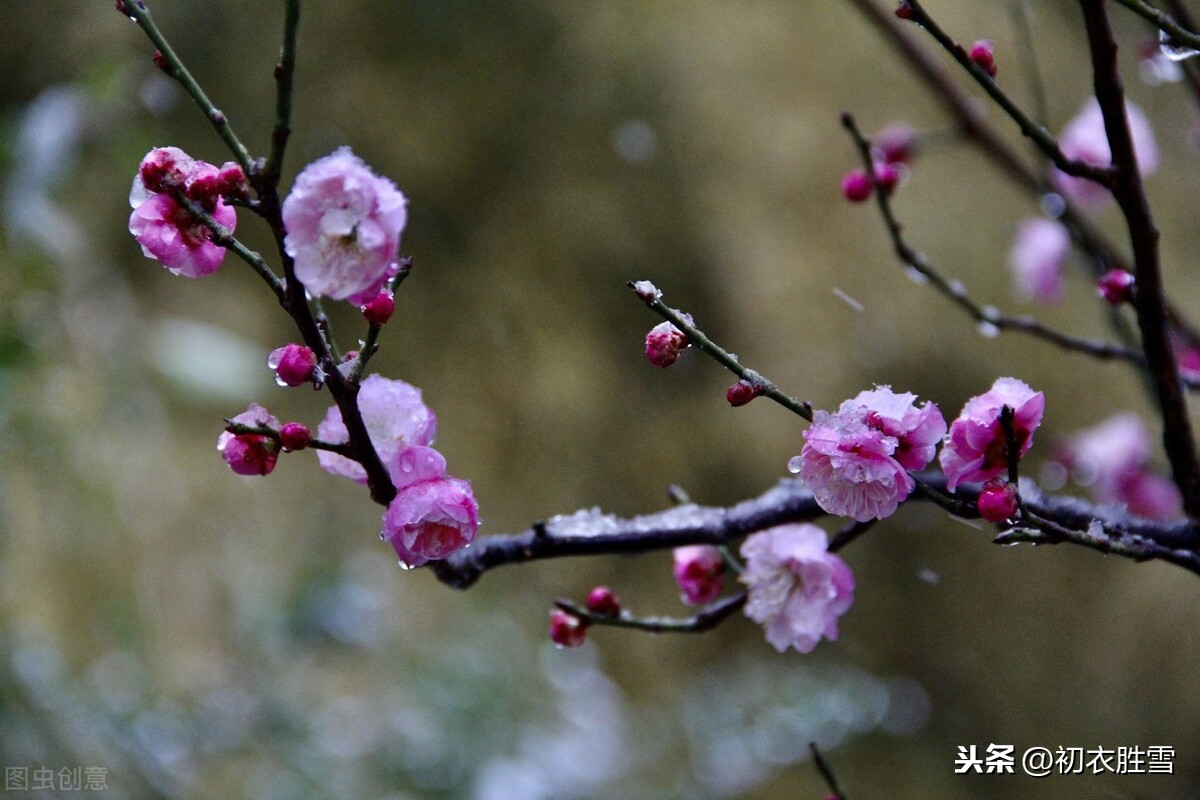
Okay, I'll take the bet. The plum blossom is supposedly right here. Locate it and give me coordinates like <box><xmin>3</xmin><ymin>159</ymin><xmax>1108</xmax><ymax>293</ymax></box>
<box><xmin>790</xmin><ymin>386</ymin><xmax>946</xmax><ymax>522</ymax></box>
<box><xmin>282</xmin><ymin>147</ymin><xmax>407</xmax><ymax>301</ymax></box>
<box><xmin>129</xmin><ymin>147</ymin><xmax>237</xmax><ymax>278</ymax></box>
<box><xmin>217</xmin><ymin>403</ymin><xmax>280</xmax><ymax>476</ymax></box>
<box><xmin>1058</xmin><ymin>414</ymin><xmax>1181</xmax><ymax>520</ymax></box>
<box><xmin>740</xmin><ymin>523</ymin><xmax>854</xmax><ymax>654</ymax></box>
<box><xmin>1053</xmin><ymin>99</ymin><xmax>1159</xmax><ymax>208</ymax></box>
<box><xmin>381</xmin><ymin>445</ymin><xmax>479</xmax><ymax>567</ymax></box>
<box><xmin>316</xmin><ymin>374</ymin><xmax>437</xmax><ymax>484</ymax></box>
<box><xmin>940</xmin><ymin>377</ymin><xmax>1044</xmax><ymax>491</ymax></box>
<box><xmin>1009</xmin><ymin>217</ymin><xmax>1071</xmax><ymax>304</ymax></box>
<box><xmin>673</xmin><ymin>545</ymin><xmax>726</xmax><ymax>605</ymax></box>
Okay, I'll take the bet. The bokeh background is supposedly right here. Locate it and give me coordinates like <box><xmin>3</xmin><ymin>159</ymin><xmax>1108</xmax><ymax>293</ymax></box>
<box><xmin>2</xmin><ymin>1</ymin><xmax>1200</xmax><ymax>798</ymax></box>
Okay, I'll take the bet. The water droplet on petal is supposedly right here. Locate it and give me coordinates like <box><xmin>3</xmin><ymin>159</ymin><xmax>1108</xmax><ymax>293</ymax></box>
<box><xmin>786</xmin><ymin>455</ymin><xmax>803</xmax><ymax>474</ymax></box>
<box><xmin>274</xmin><ymin>375</ymin><xmax>289</xmax><ymax>387</ymax></box>
<box><xmin>1039</xmin><ymin>193</ymin><xmax>1066</xmax><ymax>218</ymax></box>
<box><xmin>396</xmin><ymin>559</ymin><xmax>414</xmax><ymax>571</ymax></box>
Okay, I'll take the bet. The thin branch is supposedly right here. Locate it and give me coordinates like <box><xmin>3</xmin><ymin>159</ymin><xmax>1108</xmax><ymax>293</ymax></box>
<box><xmin>843</xmin><ymin>0</ymin><xmax>1200</xmax><ymax>351</ymax></box>
<box><xmin>1080</xmin><ymin>0</ymin><xmax>1200</xmax><ymax>518</ymax></box>
<box><xmin>810</xmin><ymin>743</ymin><xmax>850</xmax><ymax>800</ymax></box>
<box><xmin>554</xmin><ymin>594</ymin><xmax>747</xmax><ymax>634</ymax></box>
<box><xmin>265</xmin><ymin>0</ymin><xmax>301</xmax><ymax>183</ymax></box>
<box><xmin>1110</xmin><ymin>0</ymin><xmax>1200</xmax><ymax>52</ymax></box>
<box><xmin>629</xmin><ymin>285</ymin><xmax>813</xmax><ymax>421</ymax></box>
<box><xmin>122</xmin><ymin>1</ymin><xmax>254</xmax><ymax>173</ymax></box>
<box><xmin>170</xmin><ymin>192</ymin><xmax>285</xmax><ymax>301</ymax></box>
<box><xmin>905</xmin><ymin>0</ymin><xmax>1115</xmax><ymax>186</ymax></box>
<box><xmin>999</xmin><ymin>511</ymin><xmax>1200</xmax><ymax>576</ymax></box>
<box><xmin>427</xmin><ymin>476</ymin><xmax>1200</xmax><ymax>589</ymax></box>
<box><xmin>840</xmin><ymin>114</ymin><xmax>1160</xmax><ymax>373</ymax></box>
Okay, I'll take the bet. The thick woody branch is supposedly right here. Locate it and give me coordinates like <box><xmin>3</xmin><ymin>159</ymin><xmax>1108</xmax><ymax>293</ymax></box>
<box><xmin>427</xmin><ymin>477</ymin><xmax>1200</xmax><ymax>589</ymax></box>
<box><xmin>1080</xmin><ymin>0</ymin><xmax>1200</xmax><ymax>518</ymax></box>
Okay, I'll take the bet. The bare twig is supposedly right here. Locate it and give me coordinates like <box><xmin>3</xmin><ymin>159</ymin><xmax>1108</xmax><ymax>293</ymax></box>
<box><xmin>1080</xmin><ymin>0</ymin><xmax>1200</xmax><ymax>517</ymax></box>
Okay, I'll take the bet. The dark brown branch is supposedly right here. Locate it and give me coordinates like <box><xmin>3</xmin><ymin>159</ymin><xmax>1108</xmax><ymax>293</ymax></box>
<box><xmin>554</xmin><ymin>593</ymin><xmax>748</xmax><ymax>634</ymax></box>
<box><xmin>427</xmin><ymin>477</ymin><xmax>1200</xmax><ymax>589</ymax></box>
<box><xmin>1080</xmin><ymin>0</ymin><xmax>1200</xmax><ymax>518</ymax></box>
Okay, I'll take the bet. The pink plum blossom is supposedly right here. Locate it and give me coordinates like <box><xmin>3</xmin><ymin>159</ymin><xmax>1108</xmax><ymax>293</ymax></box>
<box><xmin>282</xmin><ymin>147</ymin><xmax>408</xmax><ymax>301</ymax></box>
<box><xmin>129</xmin><ymin>147</ymin><xmax>237</xmax><ymax>278</ymax></box>
<box><xmin>1053</xmin><ymin>99</ymin><xmax>1159</xmax><ymax>208</ymax></box>
<box><xmin>1009</xmin><ymin>218</ymin><xmax>1070</xmax><ymax>304</ymax></box>
<box><xmin>316</xmin><ymin>374</ymin><xmax>437</xmax><ymax>485</ymax></box>
<box><xmin>1060</xmin><ymin>414</ymin><xmax>1181</xmax><ymax>520</ymax></box>
<box><xmin>790</xmin><ymin>386</ymin><xmax>945</xmax><ymax>522</ymax></box>
<box><xmin>381</xmin><ymin>445</ymin><xmax>479</xmax><ymax>568</ymax></box>
<box><xmin>673</xmin><ymin>545</ymin><xmax>726</xmax><ymax>605</ymax></box>
<box><xmin>940</xmin><ymin>377</ymin><xmax>1045</xmax><ymax>491</ymax></box>
<box><xmin>217</xmin><ymin>403</ymin><xmax>280</xmax><ymax>476</ymax></box>
<box><xmin>740</xmin><ymin>523</ymin><xmax>854</xmax><ymax>654</ymax></box>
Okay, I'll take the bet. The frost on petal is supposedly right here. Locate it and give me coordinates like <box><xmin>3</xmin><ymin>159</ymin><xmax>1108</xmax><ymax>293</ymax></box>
<box><xmin>740</xmin><ymin>523</ymin><xmax>854</xmax><ymax>654</ymax></box>
<box><xmin>940</xmin><ymin>377</ymin><xmax>1044</xmax><ymax>491</ymax></box>
<box><xmin>282</xmin><ymin>147</ymin><xmax>408</xmax><ymax>301</ymax></box>
<box><xmin>845</xmin><ymin>385</ymin><xmax>946</xmax><ymax>471</ymax></box>
<box><xmin>382</xmin><ymin>475</ymin><xmax>479</xmax><ymax>567</ymax></box>
<box><xmin>796</xmin><ymin>407</ymin><xmax>916</xmax><ymax>522</ymax></box>
<box><xmin>1010</xmin><ymin>218</ymin><xmax>1071</xmax><ymax>304</ymax></box>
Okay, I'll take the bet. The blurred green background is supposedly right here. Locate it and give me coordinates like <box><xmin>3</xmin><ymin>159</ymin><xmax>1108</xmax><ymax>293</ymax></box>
<box><xmin>2</xmin><ymin>1</ymin><xmax>1200</xmax><ymax>798</ymax></box>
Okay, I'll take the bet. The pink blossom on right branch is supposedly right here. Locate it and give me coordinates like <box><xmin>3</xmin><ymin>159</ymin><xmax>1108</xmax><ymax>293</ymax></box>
<box><xmin>1057</xmin><ymin>413</ymin><xmax>1181</xmax><ymax>520</ymax></box>
<box><xmin>940</xmin><ymin>377</ymin><xmax>1045</xmax><ymax>491</ymax></box>
<box><xmin>740</xmin><ymin>523</ymin><xmax>854</xmax><ymax>654</ymax></box>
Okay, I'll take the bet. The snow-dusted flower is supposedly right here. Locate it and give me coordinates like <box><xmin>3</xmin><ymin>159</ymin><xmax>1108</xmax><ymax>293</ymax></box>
<box><xmin>282</xmin><ymin>147</ymin><xmax>408</xmax><ymax>301</ymax></box>
<box><xmin>217</xmin><ymin>403</ymin><xmax>280</xmax><ymax>476</ymax></box>
<box><xmin>673</xmin><ymin>545</ymin><xmax>726</xmax><ymax>605</ymax></box>
<box><xmin>1059</xmin><ymin>413</ymin><xmax>1180</xmax><ymax>520</ymax></box>
<box><xmin>645</xmin><ymin>316</ymin><xmax>691</xmax><ymax>368</ymax></box>
<box><xmin>1010</xmin><ymin>218</ymin><xmax>1071</xmax><ymax>304</ymax></box>
<box><xmin>940</xmin><ymin>377</ymin><xmax>1045</xmax><ymax>491</ymax></box>
<box><xmin>381</xmin><ymin>445</ymin><xmax>479</xmax><ymax>567</ymax></box>
<box><xmin>790</xmin><ymin>386</ymin><xmax>945</xmax><ymax>522</ymax></box>
<box><xmin>740</xmin><ymin>523</ymin><xmax>854</xmax><ymax>654</ymax></box>
<box><xmin>129</xmin><ymin>147</ymin><xmax>237</xmax><ymax>278</ymax></box>
<box><xmin>316</xmin><ymin>375</ymin><xmax>437</xmax><ymax>485</ymax></box>
<box><xmin>1053</xmin><ymin>99</ymin><xmax>1159</xmax><ymax>208</ymax></box>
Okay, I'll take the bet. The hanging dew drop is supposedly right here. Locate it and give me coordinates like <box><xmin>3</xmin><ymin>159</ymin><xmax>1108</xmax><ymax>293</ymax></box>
<box><xmin>1160</xmin><ymin>28</ymin><xmax>1200</xmax><ymax>62</ymax></box>
<box><xmin>1039</xmin><ymin>193</ymin><xmax>1066</xmax><ymax>218</ymax></box>
<box><xmin>787</xmin><ymin>455</ymin><xmax>803</xmax><ymax>474</ymax></box>
<box><xmin>977</xmin><ymin>320</ymin><xmax>1000</xmax><ymax>338</ymax></box>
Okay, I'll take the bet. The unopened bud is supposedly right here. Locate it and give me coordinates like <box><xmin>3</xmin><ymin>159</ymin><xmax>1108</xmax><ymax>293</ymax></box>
<box><xmin>585</xmin><ymin>586</ymin><xmax>621</xmax><ymax>618</ymax></box>
<box><xmin>549</xmin><ymin>610</ymin><xmax>588</xmax><ymax>648</ymax></box>
<box><xmin>978</xmin><ymin>479</ymin><xmax>1019</xmax><ymax>523</ymax></box>
<box><xmin>279</xmin><ymin>422</ymin><xmax>312</xmax><ymax>452</ymax></box>
<box><xmin>970</xmin><ymin>40</ymin><xmax>997</xmax><ymax>78</ymax></box>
